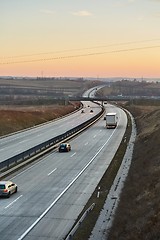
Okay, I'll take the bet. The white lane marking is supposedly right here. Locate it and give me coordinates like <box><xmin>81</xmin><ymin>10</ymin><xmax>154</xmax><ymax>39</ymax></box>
<box><xmin>37</xmin><ymin>134</ymin><xmax>43</xmax><ymax>137</ymax></box>
<box><xmin>17</xmin><ymin>128</ymin><xmax>117</xmax><ymax>240</ymax></box>
<box><xmin>71</xmin><ymin>152</ymin><xmax>76</xmax><ymax>157</ymax></box>
<box><xmin>48</xmin><ymin>168</ymin><xmax>57</xmax><ymax>176</ymax></box>
<box><xmin>0</xmin><ymin>148</ymin><xmax>5</xmax><ymax>152</ymax></box>
<box><xmin>94</xmin><ymin>135</ymin><xmax>97</xmax><ymax>138</ymax></box>
<box><xmin>11</xmin><ymin>151</ymin><xmax>57</xmax><ymax>180</ymax></box>
<box><xmin>85</xmin><ymin>142</ymin><xmax>88</xmax><ymax>145</ymax></box>
<box><xmin>20</xmin><ymin>140</ymin><xmax>27</xmax><ymax>143</ymax></box>
<box><xmin>5</xmin><ymin>195</ymin><xmax>23</xmax><ymax>209</ymax></box>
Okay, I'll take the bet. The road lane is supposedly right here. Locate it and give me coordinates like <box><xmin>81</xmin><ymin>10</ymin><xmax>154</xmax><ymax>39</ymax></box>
<box><xmin>0</xmin><ymin>101</ymin><xmax>101</xmax><ymax>162</ymax></box>
<box><xmin>0</xmin><ymin>104</ymin><xmax>127</xmax><ymax>240</ymax></box>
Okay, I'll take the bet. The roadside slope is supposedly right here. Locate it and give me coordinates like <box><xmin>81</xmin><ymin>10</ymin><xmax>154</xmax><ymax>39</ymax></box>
<box><xmin>108</xmin><ymin>104</ymin><xmax>160</xmax><ymax>240</ymax></box>
<box><xmin>0</xmin><ymin>103</ymin><xmax>80</xmax><ymax>137</ymax></box>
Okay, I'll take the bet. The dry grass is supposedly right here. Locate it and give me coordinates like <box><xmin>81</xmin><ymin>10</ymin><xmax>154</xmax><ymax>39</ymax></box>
<box><xmin>108</xmin><ymin>103</ymin><xmax>160</xmax><ymax>240</ymax></box>
<box><xmin>0</xmin><ymin>102</ymin><xmax>80</xmax><ymax>137</ymax></box>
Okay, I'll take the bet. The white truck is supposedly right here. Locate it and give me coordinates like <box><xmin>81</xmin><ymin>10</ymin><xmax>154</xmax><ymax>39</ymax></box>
<box><xmin>106</xmin><ymin>113</ymin><xmax>117</xmax><ymax>129</ymax></box>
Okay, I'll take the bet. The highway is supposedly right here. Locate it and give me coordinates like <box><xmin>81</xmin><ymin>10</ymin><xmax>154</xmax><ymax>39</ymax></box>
<box><xmin>0</xmin><ymin>101</ymin><xmax>101</xmax><ymax>163</ymax></box>
<box><xmin>0</xmin><ymin>104</ymin><xmax>127</xmax><ymax>240</ymax></box>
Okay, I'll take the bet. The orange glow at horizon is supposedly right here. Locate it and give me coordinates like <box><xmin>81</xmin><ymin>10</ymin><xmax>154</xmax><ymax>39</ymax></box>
<box><xmin>1</xmin><ymin>1</ymin><xmax>160</xmax><ymax>78</ymax></box>
<box><xmin>0</xmin><ymin>45</ymin><xmax>160</xmax><ymax>78</ymax></box>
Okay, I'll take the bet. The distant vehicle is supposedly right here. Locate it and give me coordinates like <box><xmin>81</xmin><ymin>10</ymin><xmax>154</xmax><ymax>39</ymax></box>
<box><xmin>0</xmin><ymin>181</ymin><xmax>18</xmax><ymax>198</ymax></box>
<box><xmin>81</xmin><ymin>109</ymin><xmax>85</xmax><ymax>113</ymax></box>
<box><xmin>106</xmin><ymin>113</ymin><xmax>117</xmax><ymax>129</ymax></box>
<box><xmin>90</xmin><ymin>109</ymin><xmax>93</xmax><ymax>113</ymax></box>
<box><xmin>59</xmin><ymin>143</ymin><xmax>71</xmax><ymax>152</ymax></box>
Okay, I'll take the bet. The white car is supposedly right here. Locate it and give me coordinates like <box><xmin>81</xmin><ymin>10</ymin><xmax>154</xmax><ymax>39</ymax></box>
<box><xmin>0</xmin><ymin>181</ymin><xmax>18</xmax><ymax>198</ymax></box>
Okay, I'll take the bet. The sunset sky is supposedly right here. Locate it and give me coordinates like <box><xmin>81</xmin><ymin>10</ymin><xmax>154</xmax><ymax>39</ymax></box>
<box><xmin>1</xmin><ymin>0</ymin><xmax>160</xmax><ymax>78</ymax></box>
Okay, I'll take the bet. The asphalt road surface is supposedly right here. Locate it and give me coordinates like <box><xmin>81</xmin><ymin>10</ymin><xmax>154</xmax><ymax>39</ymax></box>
<box><xmin>0</xmin><ymin>104</ymin><xmax>127</xmax><ymax>240</ymax></box>
<box><xmin>0</xmin><ymin>101</ymin><xmax>101</xmax><ymax>163</ymax></box>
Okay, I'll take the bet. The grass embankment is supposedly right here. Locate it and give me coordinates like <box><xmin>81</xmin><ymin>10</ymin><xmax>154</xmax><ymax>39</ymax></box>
<box><xmin>108</xmin><ymin>102</ymin><xmax>160</xmax><ymax>240</ymax></box>
<box><xmin>0</xmin><ymin>103</ymin><xmax>80</xmax><ymax>137</ymax></box>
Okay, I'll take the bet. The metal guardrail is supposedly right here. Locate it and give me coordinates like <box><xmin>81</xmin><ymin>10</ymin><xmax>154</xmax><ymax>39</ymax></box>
<box><xmin>0</xmin><ymin>105</ymin><xmax>104</xmax><ymax>175</ymax></box>
<box><xmin>65</xmin><ymin>203</ymin><xmax>95</xmax><ymax>240</ymax></box>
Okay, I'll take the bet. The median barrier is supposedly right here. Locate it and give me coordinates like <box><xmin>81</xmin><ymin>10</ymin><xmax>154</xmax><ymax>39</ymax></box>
<box><xmin>0</xmin><ymin>103</ymin><xmax>104</xmax><ymax>179</ymax></box>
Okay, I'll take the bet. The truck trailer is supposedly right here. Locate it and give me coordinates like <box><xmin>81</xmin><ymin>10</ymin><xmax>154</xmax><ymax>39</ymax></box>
<box><xmin>106</xmin><ymin>113</ymin><xmax>117</xmax><ymax>129</ymax></box>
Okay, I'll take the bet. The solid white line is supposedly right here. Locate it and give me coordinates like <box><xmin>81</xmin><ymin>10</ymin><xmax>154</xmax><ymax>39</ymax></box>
<box><xmin>5</xmin><ymin>195</ymin><xmax>23</xmax><ymax>209</ymax></box>
<box><xmin>17</xmin><ymin>128</ymin><xmax>117</xmax><ymax>240</ymax></box>
<box><xmin>48</xmin><ymin>168</ymin><xmax>57</xmax><ymax>176</ymax></box>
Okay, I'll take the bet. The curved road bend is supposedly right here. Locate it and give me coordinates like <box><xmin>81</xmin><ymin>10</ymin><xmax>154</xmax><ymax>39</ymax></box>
<box><xmin>0</xmin><ymin>104</ymin><xmax>127</xmax><ymax>240</ymax></box>
<box><xmin>0</xmin><ymin>101</ymin><xmax>101</xmax><ymax>162</ymax></box>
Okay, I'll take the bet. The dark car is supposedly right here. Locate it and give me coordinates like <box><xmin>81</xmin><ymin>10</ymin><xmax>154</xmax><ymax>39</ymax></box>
<box><xmin>59</xmin><ymin>143</ymin><xmax>71</xmax><ymax>152</ymax></box>
<box><xmin>0</xmin><ymin>181</ymin><xmax>17</xmax><ymax>198</ymax></box>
